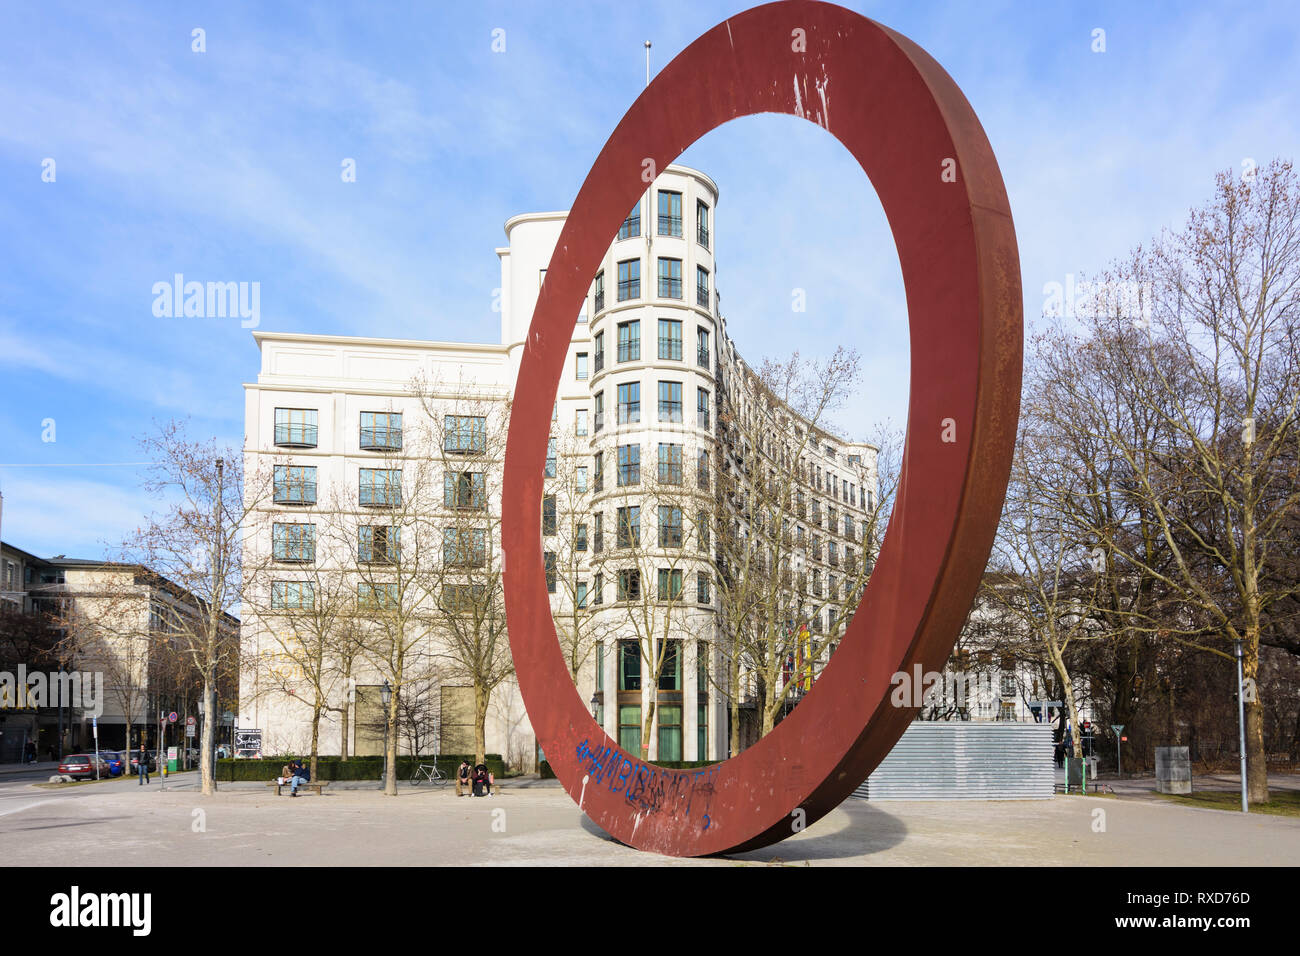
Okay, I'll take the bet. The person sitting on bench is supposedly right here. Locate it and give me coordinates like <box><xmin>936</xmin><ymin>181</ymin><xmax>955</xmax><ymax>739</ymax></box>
<box><xmin>289</xmin><ymin>759</ymin><xmax>311</xmax><ymax>797</ymax></box>
<box><xmin>472</xmin><ymin>763</ymin><xmax>493</xmax><ymax>797</ymax></box>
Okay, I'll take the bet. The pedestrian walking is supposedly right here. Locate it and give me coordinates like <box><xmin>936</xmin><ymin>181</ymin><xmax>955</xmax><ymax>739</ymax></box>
<box><xmin>137</xmin><ymin>743</ymin><xmax>150</xmax><ymax>785</ymax></box>
<box><xmin>25</xmin><ymin>741</ymin><xmax>36</xmax><ymax>765</ymax></box>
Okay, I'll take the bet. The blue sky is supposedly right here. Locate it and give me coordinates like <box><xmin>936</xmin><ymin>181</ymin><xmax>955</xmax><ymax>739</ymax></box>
<box><xmin>1</xmin><ymin>0</ymin><xmax>1296</xmax><ymax>558</ymax></box>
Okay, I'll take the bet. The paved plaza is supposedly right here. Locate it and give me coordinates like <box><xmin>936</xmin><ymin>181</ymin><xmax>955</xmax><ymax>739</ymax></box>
<box><xmin>2</xmin><ymin>769</ymin><xmax>1297</xmax><ymax>866</ymax></box>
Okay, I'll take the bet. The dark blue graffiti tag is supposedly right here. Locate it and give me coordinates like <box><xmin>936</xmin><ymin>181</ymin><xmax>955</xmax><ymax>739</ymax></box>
<box><xmin>575</xmin><ymin>738</ymin><xmax>718</xmax><ymax>829</ymax></box>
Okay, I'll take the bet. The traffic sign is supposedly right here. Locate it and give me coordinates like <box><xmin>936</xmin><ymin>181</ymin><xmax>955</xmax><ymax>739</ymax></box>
<box><xmin>1111</xmin><ymin>724</ymin><xmax>1124</xmax><ymax>734</ymax></box>
<box><xmin>186</xmin><ymin>716</ymin><xmax>196</xmax><ymax>727</ymax></box>
<box><xmin>186</xmin><ymin>724</ymin><xmax>195</xmax><ymax>738</ymax></box>
<box><xmin>168</xmin><ymin>712</ymin><xmax>178</xmax><ymax>724</ymax></box>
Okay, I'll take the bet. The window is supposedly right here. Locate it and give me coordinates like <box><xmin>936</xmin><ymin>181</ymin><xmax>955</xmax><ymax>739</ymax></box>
<box><xmin>576</xmin><ymin>581</ymin><xmax>588</xmax><ymax>609</ymax></box>
<box><xmin>697</xmin><ymin>328</ymin><xmax>710</xmax><ymax>369</ymax></box>
<box><xmin>698</xmin><ymin>701</ymin><xmax>708</xmax><ymax>761</ymax></box>
<box><xmin>271</xmin><ymin>581</ymin><xmax>314</xmax><ymax>610</ymax></box>
<box><xmin>617</xmin><ymin>320</ymin><xmax>640</xmax><ymax>362</ymax></box>
<box><xmin>357</xmin><ymin>582</ymin><xmax>399</xmax><ymax>610</ymax></box>
<box><xmin>619</xmin><ymin>202</ymin><xmax>640</xmax><ymax>241</ymax></box>
<box><xmin>545</xmin><ymin>437</ymin><xmax>557</xmax><ymax>478</ymax></box>
<box><xmin>444</xmin><ymin>415</ymin><xmax>486</xmax><ymax>454</ymax></box>
<box><xmin>443</xmin><ymin>583</ymin><xmax>486</xmax><ymax>614</ymax></box>
<box><xmin>593</xmin><ymin>572</ymin><xmax>604</xmax><ymax>604</ymax></box>
<box><xmin>576</xmin><ymin>466</ymin><xmax>588</xmax><ymax>494</ymax></box>
<box><xmin>359</xmin><ymin>469</ymin><xmax>401</xmax><ymax>507</ymax></box>
<box><xmin>542</xmin><ymin>495</ymin><xmax>557</xmax><ymax>536</ymax></box>
<box><xmin>273</xmin><ymin>465</ymin><xmax>316</xmax><ymax>505</ymax></box>
<box><xmin>544</xmin><ymin>552</ymin><xmax>557</xmax><ymax>593</ymax></box>
<box><xmin>696</xmin><ymin>199</ymin><xmax>710</xmax><ymax>248</ymax></box>
<box><xmin>657</xmin><ymin>443</ymin><xmax>683</xmax><ymax>484</ymax></box>
<box><xmin>444</xmin><ymin>471</ymin><xmax>486</xmax><ymax>510</ymax></box>
<box><xmin>617</xmin><ymin>259</ymin><xmax>640</xmax><ymax>301</ymax></box>
<box><xmin>275</xmin><ymin>408</ymin><xmax>318</xmax><ymax>448</ymax></box>
<box><xmin>848</xmin><ymin>454</ymin><xmax>862</xmax><ymax>466</ymax></box>
<box><xmin>616</xmin><ymin>506</ymin><xmax>640</xmax><ymax>548</ymax></box>
<box><xmin>617</xmin><ymin>570</ymin><xmax>641</xmax><ymax>603</ymax></box>
<box><xmin>593</xmin><ymin>451</ymin><xmax>604</xmax><ymax>492</ymax></box>
<box><xmin>696</xmin><ymin>266</ymin><xmax>710</xmax><ymax>308</ymax></box>
<box><xmin>596</xmin><ymin>643</ymin><xmax>605</xmax><ymax>691</ymax></box>
<box><xmin>594</xmin><ymin>391</ymin><xmax>604</xmax><ymax>432</ymax></box>
<box><xmin>619</xmin><ymin>704</ymin><xmax>642</xmax><ymax>754</ymax></box>
<box><xmin>658</xmin><ymin>318</ymin><xmax>683</xmax><ymax>360</ymax></box>
<box><xmin>657</xmin><ymin>190</ymin><xmax>682</xmax><ymax>236</ymax></box>
<box><xmin>594</xmin><ymin>331</ymin><xmax>605</xmax><ymax>373</ymax></box>
<box><xmin>828</xmin><ymin>541</ymin><xmax>839</xmax><ymax>566</ymax></box>
<box><xmin>658</xmin><ymin>506</ymin><xmax>683</xmax><ymax>547</ymax></box>
<box><xmin>576</xmin><ymin>522</ymin><xmax>588</xmax><ymax>551</ymax></box>
<box><xmin>617</xmin><ymin>444</ymin><xmax>640</xmax><ymax>486</ymax></box>
<box><xmin>360</xmin><ymin>411</ymin><xmax>402</xmax><ymax>451</ymax></box>
<box><xmin>594</xmin><ymin>272</ymin><xmax>605</xmax><ymax>313</ymax></box>
<box><xmin>358</xmin><ymin>525</ymin><xmax>400</xmax><ymax>563</ymax></box>
<box><xmin>657</xmin><ymin>257</ymin><xmax>682</xmax><ymax>298</ymax></box>
<box><xmin>658</xmin><ymin>569</ymin><xmax>683</xmax><ymax>602</ymax></box>
<box><xmin>698</xmin><ymin>512</ymin><xmax>710</xmax><ymax>552</ymax></box>
<box><xmin>845</xmin><ymin>515</ymin><xmax>855</xmax><ymax>538</ymax></box>
<box><xmin>273</xmin><ymin>523</ymin><xmax>315</xmax><ymax>562</ymax></box>
<box><xmin>658</xmin><ymin>381</ymin><xmax>682</xmax><ymax>422</ymax></box>
<box><xmin>697</xmin><ymin>572</ymin><xmax>711</xmax><ymax>605</ymax></box>
<box><xmin>697</xmin><ymin>388</ymin><xmax>710</xmax><ymax>429</ymax></box>
<box><xmin>575</xmin><ymin>408</ymin><xmax>588</xmax><ymax>436</ymax></box>
<box><xmin>593</xmin><ymin>513</ymin><xmax>604</xmax><ymax>553</ymax></box>
<box><xmin>696</xmin><ymin>449</ymin><xmax>709</xmax><ymax>489</ymax></box>
<box><xmin>443</xmin><ymin>528</ymin><xmax>487</xmax><ymax>567</ymax></box>
<box><xmin>617</xmin><ymin>382</ymin><xmax>641</xmax><ymax>423</ymax></box>
<box><xmin>653</xmin><ymin>702</ymin><xmax>681</xmax><ymax>760</ymax></box>
<box><xmin>576</xmin><ymin>352</ymin><xmax>589</xmax><ymax>380</ymax></box>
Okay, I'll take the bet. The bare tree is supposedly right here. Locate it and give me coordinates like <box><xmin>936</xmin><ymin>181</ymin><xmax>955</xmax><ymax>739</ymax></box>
<box><xmin>123</xmin><ymin>422</ymin><xmax>265</xmax><ymax>795</ymax></box>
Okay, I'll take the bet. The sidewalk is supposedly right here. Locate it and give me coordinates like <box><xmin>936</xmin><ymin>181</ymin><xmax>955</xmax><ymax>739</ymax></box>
<box><xmin>0</xmin><ymin>760</ymin><xmax>61</xmax><ymax>776</ymax></box>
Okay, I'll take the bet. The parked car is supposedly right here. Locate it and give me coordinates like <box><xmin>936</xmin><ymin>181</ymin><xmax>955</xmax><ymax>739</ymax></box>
<box><xmin>58</xmin><ymin>754</ymin><xmax>110</xmax><ymax>780</ymax></box>
<box><xmin>100</xmin><ymin>751</ymin><xmax>125</xmax><ymax>776</ymax></box>
<box><xmin>129</xmin><ymin>751</ymin><xmax>158</xmax><ymax>773</ymax></box>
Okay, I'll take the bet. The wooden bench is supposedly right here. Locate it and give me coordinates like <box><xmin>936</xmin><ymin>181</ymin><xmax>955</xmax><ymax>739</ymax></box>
<box><xmin>267</xmin><ymin>779</ymin><xmax>329</xmax><ymax>796</ymax></box>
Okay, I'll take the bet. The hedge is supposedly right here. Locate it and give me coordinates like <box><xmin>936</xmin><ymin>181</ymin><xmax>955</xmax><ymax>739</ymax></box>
<box><xmin>538</xmin><ymin>757</ymin><xmax>715</xmax><ymax>778</ymax></box>
<box><xmin>215</xmin><ymin>755</ymin><xmax>504</xmax><ymax>782</ymax></box>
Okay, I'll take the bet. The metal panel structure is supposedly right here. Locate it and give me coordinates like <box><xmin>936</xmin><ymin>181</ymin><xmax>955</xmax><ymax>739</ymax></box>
<box><xmin>854</xmin><ymin>722</ymin><xmax>1055</xmax><ymax>800</ymax></box>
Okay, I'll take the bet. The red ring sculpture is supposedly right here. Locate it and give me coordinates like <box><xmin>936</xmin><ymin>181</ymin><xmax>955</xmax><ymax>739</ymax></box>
<box><xmin>501</xmin><ymin>0</ymin><xmax>1022</xmax><ymax>857</ymax></box>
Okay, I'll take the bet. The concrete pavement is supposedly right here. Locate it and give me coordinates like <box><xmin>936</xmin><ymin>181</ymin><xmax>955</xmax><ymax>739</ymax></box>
<box><xmin>1</xmin><ymin>771</ymin><xmax>1297</xmax><ymax>865</ymax></box>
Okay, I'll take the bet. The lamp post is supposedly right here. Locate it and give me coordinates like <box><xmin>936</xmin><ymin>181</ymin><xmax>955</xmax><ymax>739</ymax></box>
<box><xmin>380</xmin><ymin>680</ymin><xmax>392</xmax><ymax>793</ymax></box>
<box><xmin>590</xmin><ymin>693</ymin><xmax>599</xmax><ymax>720</ymax></box>
<box><xmin>1234</xmin><ymin>639</ymin><xmax>1248</xmax><ymax>813</ymax></box>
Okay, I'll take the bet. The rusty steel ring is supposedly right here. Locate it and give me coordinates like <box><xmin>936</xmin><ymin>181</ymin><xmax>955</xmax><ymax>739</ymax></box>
<box><xmin>501</xmin><ymin>0</ymin><xmax>1021</xmax><ymax>857</ymax></box>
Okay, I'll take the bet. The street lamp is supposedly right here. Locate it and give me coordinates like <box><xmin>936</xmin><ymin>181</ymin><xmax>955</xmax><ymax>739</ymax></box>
<box><xmin>590</xmin><ymin>693</ymin><xmax>599</xmax><ymax>720</ymax></box>
<box><xmin>380</xmin><ymin>680</ymin><xmax>393</xmax><ymax>793</ymax></box>
<box><xmin>1234</xmin><ymin>639</ymin><xmax>1248</xmax><ymax>813</ymax></box>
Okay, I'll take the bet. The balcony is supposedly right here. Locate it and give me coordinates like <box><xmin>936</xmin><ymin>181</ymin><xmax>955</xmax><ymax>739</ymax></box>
<box><xmin>274</xmin><ymin>424</ymin><xmax>318</xmax><ymax>448</ymax></box>
<box><xmin>274</xmin><ymin>481</ymin><xmax>317</xmax><ymax>506</ymax></box>
<box><xmin>696</xmin><ymin>286</ymin><xmax>710</xmax><ymax>309</ymax></box>
<box><xmin>594</xmin><ymin>351</ymin><xmax>605</xmax><ymax>374</ymax></box>
<box><xmin>360</xmin><ymin>427</ymin><xmax>402</xmax><ymax>452</ymax></box>
<box><xmin>697</xmin><ymin>346</ymin><xmax>710</xmax><ymax>369</ymax></box>
<box><xmin>594</xmin><ymin>290</ymin><xmax>605</xmax><ymax>313</ymax></box>
<box><xmin>360</xmin><ymin>488</ymin><xmax>401</xmax><ymax>508</ymax></box>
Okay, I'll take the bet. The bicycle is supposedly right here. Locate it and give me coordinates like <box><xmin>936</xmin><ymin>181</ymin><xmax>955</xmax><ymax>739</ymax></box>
<box><xmin>410</xmin><ymin>762</ymin><xmax>446</xmax><ymax>786</ymax></box>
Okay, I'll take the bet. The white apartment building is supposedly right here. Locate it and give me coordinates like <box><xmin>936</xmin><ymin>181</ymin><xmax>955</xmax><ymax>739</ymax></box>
<box><xmin>239</xmin><ymin>165</ymin><xmax>880</xmax><ymax>767</ymax></box>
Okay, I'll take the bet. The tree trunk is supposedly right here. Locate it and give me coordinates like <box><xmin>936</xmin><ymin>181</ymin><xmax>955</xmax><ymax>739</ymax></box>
<box><xmin>1244</xmin><ymin>639</ymin><xmax>1268</xmax><ymax>804</ymax></box>
<box><xmin>199</xmin><ymin>677</ymin><xmax>215</xmax><ymax>795</ymax></box>
<box><xmin>309</xmin><ymin>699</ymin><xmax>322</xmax><ymax>781</ymax></box>
<box><xmin>340</xmin><ymin>702</ymin><xmax>350</xmax><ymax>761</ymax></box>
<box><xmin>640</xmin><ymin>700</ymin><xmax>656</xmax><ymax>762</ymax></box>
<box><xmin>474</xmin><ymin>681</ymin><xmax>490</xmax><ymax>766</ymax></box>
<box><xmin>384</xmin><ymin>692</ymin><xmax>398</xmax><ymax>796</ymax></box>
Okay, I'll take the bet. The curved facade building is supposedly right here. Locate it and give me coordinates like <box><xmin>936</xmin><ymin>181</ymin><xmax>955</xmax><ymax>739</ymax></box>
<box><xmin>240</xmin><ymin>165</ymin><xmax>878</xmax><ymax>766</ymax></box>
